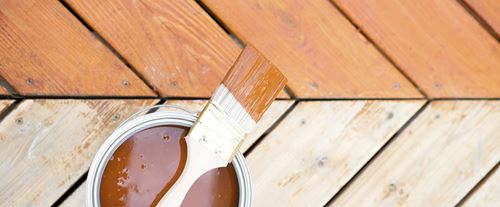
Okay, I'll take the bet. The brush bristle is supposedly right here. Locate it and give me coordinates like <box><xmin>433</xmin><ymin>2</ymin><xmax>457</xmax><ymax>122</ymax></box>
<box><xmin>221</xmin><ymin>45</ymin><xmax>287</xmax><ymax>122</ymax></box>
<box><xmin>187</xmin><ymin>98</ymin><xmax>248</xmax><ymax>162</ymax></box>
<box><xmin>212</xmin><ymin>84</ymin><xmax>256</xmax><ymax>132</ymax></box>
<box><xmin>187</xmin><ymin>45</ymin><xmax>287</xmax><ymax>162</ymax></box>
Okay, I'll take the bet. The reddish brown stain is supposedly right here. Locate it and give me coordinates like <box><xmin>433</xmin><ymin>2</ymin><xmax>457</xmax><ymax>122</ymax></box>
<box><xmin>100</xmin><ymin>125</ymin><xmax>239</xmax><ymax>207</ymax></box>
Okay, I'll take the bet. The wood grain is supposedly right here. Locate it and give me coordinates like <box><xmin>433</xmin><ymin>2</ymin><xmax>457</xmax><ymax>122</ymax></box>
<box><xmin>464</xmin><ymin>0</ymin><xmax>500</xmax><ymax>35</ymax></box>
<box><xmin>330</xmin><ymin>101</ymin><xmax>500</xmax><ymax>207</ymax></box>
<box><xmin>202</xmin><ymin>0</ymin><xmax>421</xmax><ymax>98</ymax></box>
<box><xmin>0</xmin><ymin>99</ymin><xmax>156</xmax><ymax>206</ymax></box>
<box><xmin>462</xmin><ymin>167</ymin><xmax>500</xmax><ymax>207</ymax></box>
<box><xmin>247</xmin><ymin>100</ymin><xmax>424</xmax><ymax>206</ymax></box>
<box><xmin>65</xmin><ymin>0</ymin><xmax>241</xmax><ymax>97</ymax></box>
<box><xmin>58</xmin><ymin>99</ymin><xmax>294</xmax><ymax>206</ymax></box>
<box><xmin>0</xmin><ymin>0</ymin><xmax>155</xmax><ymax>96</ymax></box>
<box><xmin>334</xmin><ymin>0</ymin><xmax>500</xmax><ymax>98</ymax></box>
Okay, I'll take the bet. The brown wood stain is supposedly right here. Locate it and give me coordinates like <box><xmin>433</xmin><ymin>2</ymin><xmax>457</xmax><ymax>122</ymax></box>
<box><xmin>100</xmin><ymin>125</ymin><xmax>239</xmax><ymax>207</ymax></box>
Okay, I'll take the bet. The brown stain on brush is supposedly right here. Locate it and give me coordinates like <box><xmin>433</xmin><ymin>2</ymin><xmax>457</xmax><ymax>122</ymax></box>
<box><xmin>222</xmin><ymin>45</ymin><xmax>287</xmax><ymax>122</ymax></box>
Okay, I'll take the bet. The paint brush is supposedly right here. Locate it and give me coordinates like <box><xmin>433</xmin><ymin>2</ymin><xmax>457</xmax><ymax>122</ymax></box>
<box><xmin>156</xmin><ymin>45</ymin><xmax>287</xmax><ymax>207</ymax></box>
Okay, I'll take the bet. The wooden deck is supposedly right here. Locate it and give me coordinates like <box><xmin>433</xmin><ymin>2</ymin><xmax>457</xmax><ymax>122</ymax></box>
<box><xmin>0</xmin><ymin>0</ymin><xmax>498</xmax><ymax>206</ymax></box>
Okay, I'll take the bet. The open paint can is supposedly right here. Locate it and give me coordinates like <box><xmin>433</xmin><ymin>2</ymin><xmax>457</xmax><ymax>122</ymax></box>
<box><xmin>87</xmin><ymin>105</ymin><xmax>252</xmax><ymax>206</ymax></box>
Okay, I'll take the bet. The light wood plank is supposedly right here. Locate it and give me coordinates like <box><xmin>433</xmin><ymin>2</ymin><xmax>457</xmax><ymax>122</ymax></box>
<box><xmin>462</xmin><ymin>167</ymin><xmax>500</xmax><ymax>207</ymax></box>
<box><xmin>65</xmin><ymin>0</ymin><xmax>239</xmax><ymax>97</ymax></box>
<box><xmin>60</xmin><ymin>180</ymin><xmax>86</xmax><ymax>207</ymax></box>
<box><xmin>59</xmin><ymin>99</ymin><xmax>294</xmax><ymax>205</ymax></box>
<box><xmin>202</xmin><ymin>0</ymin><xmax>421</xmax><ymax>98</ymax></box>
<box><xmin>0</xmin><ymin>99</ymin><xmax>156</xmax><ymax>206</ymax></box>
<box><xmin>247</xmin><ymin>100</ymin><xmax>424</xmax><ymax>206</ymax></box>
<box><xmin>0</xmin><ymin>0</ymin><xmax>155</xmax><ymax>96</ymax></box>
<box><xmin>330</xmin><ymin>101</ymin><xmax>500</xmax><ymax>207</ymax></box>
<box><xmin>334</xmin><ymin>0</ymin><xmax>500</xmax><ymax>98</ymax></box>
<box><xmin>465</xmin><ymin>0</ymin><xmax>500</xmax><ymax>35</ymax></box>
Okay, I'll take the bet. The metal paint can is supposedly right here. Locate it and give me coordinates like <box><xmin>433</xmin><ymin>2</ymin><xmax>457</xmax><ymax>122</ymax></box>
<box><xmin>86</xmin><ymin>105</ymin><xmax>252</xmax><ymax>207</ymax></box>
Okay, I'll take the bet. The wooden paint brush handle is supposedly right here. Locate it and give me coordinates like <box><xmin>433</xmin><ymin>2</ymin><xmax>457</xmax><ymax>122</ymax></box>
<box><xmin>156</xmin><ymin>137</ymin><xmax>227</xmax><ymax>207</ymax></box>
<box><xmin>156</xmin><ymin>45</ymin><xmax>287</xmax><ymax>207</ymax></box>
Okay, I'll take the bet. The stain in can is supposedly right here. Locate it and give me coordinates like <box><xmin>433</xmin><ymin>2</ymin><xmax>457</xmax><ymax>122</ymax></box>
<box><xmin>100</xmin><ymin>125</ymin><xmax>239</xmax><ymax>206</ymax></box>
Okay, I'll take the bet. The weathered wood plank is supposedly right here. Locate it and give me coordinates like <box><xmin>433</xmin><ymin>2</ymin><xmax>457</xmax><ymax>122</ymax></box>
<box><xmin>334</xmin><ymin>0</ymin><xmax>500</xmax><ymax>98</ymax></box>
<box><xmin>246</xmin><ymin>100</ymin><xmax>424</xmax><ymax>206</ymax></box>
<box><xmin>0</xmin><ymin>99</ymin><xmax>157</xmax><ymax>206</ymax></box>
<box><xmin>59</xmin><ymin>99</ymin><xmax>294</xmax><ymax>206</ymax></box>
<box><xmin>65</xmin><ymin>0</ymin><xmax>240</xmax><ymax>97</ymax></box>
<box><xmin>462</xmin><ymin>166</ymin><xmax>500</xmax><ymax>207</ymax></box>
<box><xmin>330</xmin><ymin>101</ymin><xmax>500</xmax><ymax>207</ymax></box>
<box><xmin>60</xmin><ymin>180</ymin><xmax>85</xmax><ymax>207</ymax></box>
<box><xmin>202</xmin><ymin>0</ymin><xmax>421</xmax><ymax>98</ymax></box>
<box><xmin>464</xmin><ymin>0</ymin><xmax>500</xmax><ymax>35</ymax></box>
<box><xmin>0</xmin><ymin>0</ymin><xmax>155</xmax><ymax>96</ymax></box>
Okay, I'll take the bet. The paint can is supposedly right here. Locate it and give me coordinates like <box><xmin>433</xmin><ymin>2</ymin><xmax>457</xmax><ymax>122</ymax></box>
<box><xmin>86</xmin><ymin>105</ymin><xmax>252</xmax><ymax>206</ymax></box>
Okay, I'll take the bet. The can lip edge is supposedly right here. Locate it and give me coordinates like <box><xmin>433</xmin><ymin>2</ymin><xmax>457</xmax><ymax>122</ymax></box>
<box><xmin>87</xmin><ymin>109</ymin><xmax>252</xmax><ymax>207</ymax></box>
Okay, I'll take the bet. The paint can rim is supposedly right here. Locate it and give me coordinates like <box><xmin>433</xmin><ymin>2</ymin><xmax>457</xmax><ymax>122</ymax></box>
<box><xmin>86</xmin><ymin>105</ymin><xmax>252</xmax><ymax>207</ymax></box>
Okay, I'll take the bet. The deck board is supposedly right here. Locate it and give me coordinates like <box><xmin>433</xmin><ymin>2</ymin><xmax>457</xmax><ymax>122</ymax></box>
<box><xmin>334</xmin><ymin>0</ymin><xmax>500</xmax><ymax>98</ymax></box>
<box><xmin>464</xmin><ymin>0</ymin><xmax>500</xmax><ymax>35</ymax></box>
<box><xmin>58</xmin><ymin>99</ymin><xmax>294</xmax><ymax>206</ymax></box>
<box><xmin>60</xmin><ymin>181</ymin><xmax>85</xmax><ymax>207</ymax></box>
<box><xmin>0</xmin><ymin>0</ymin><xmax>496</xmax><ymax>206</ymax></box>
<box><xmin>246</xmin><ymin>100</ymin><xmax>424</xmax><ymax>206</ymax></box>
<box><xmin>462</xmin><ymin>166</ymin><xmax>500</xmax><ymax>207</ymax></box>
<box><xmin>0</xmin><ymin>0</ymin><xmax>155</xmax><ymax>96</ymax></box>
<box><xmin>65</xmin><ymin>0</ymin><xmax>240</xmax><ymax>97</ymax></box>
<box><xmin>0</xmin><ymin>99</ymin><xmax>156</xmax><ymax>206</ymax></box>
<box><xmin>330</xmin><ymin>101</ymin><xmax>500</xmax><ymax>206</ymax></box>
<box><xmin>202</xmin><ymin>0</ymin><xmax>422</xmax><ymax>99</ymax></box>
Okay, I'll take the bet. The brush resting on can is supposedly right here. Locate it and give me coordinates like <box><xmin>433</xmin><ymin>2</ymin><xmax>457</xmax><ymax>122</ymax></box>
<box><xmin>157</xmin><ymin>45</ymin><xmax>287</xmax><ymax>207</ymax></box>
<box><xmin>100</xmin><ymin>125</ymin><xmax>239</xmax><ymax>206</ymax></box>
